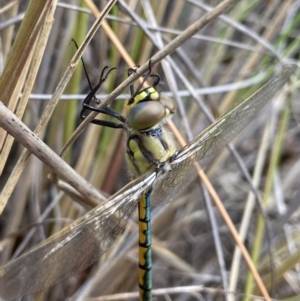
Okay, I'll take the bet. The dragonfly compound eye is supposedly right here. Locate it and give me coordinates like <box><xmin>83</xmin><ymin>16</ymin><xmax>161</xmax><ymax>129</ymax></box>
<box><xmin>159</xmin><ymin>95</ymin><xmax>176</xmax><ymax>115</ymax></box>
<box><xmin>127</xmin><ymin>87</ymin><xmax>176</xmax><ymax>131</ymax></box>
<box><xmin>127</xmin><ymin>101</ymin><xmax>167</xmax><ymax>130</ymax></box>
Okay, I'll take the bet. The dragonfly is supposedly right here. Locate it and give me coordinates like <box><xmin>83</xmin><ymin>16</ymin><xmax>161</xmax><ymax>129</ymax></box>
<box><xmin>0</xmin><ymin>63</ymin><xmax>297</xmax><ymax>301</ymax></box>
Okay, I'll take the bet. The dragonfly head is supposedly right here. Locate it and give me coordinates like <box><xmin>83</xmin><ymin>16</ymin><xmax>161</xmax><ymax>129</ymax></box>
<box><xmin>126</xmin><ymin>67</ymin><xmax>176</xmax><ymax>131</ymax></box>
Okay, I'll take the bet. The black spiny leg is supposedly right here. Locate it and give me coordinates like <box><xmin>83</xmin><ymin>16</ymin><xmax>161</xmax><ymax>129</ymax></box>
<box><xmin>70</xmin><ymin>39</ymin><xmax>127</xmax><ymax>130</ymax></box>
<box><xmin>80</xmin><ymin>67</ymin><xmax>127</xmax><ymax>130</ymax></box>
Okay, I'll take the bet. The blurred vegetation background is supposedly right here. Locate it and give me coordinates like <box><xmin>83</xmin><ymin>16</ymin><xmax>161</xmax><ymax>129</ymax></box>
<box><xmin>0</xmin><ymin>0</ymin><xmax>300</xmax><ymax>300</ymax></box>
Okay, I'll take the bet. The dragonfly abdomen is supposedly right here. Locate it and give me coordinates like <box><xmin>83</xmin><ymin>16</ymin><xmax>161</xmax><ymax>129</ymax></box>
<box><xmin>138</xmin><ymin>192</ymin><xmax>152</xmax><ymax>301</ymax></box>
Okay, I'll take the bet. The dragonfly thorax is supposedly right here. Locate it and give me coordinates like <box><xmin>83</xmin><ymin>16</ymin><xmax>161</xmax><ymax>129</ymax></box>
<box><xmin>126</xmin><ymin>126</ymin><xmax>177</xmax><ymax>177</ymax></box>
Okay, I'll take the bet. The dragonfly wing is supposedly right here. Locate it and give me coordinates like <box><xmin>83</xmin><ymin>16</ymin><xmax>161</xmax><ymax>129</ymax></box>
<box><xmin>151</xmin><ymin>64</ymin><xmax>297</xmax><ymax>205</ymax></box>
<box><xmin>0</xmin><ymin>172</ymin><xmax>156</xmax><ymax>301</ymax></box>
<box><xmin>151</xmin><ymin>166</ymin><xmax>197</xmax><ymax>206</ymax></box>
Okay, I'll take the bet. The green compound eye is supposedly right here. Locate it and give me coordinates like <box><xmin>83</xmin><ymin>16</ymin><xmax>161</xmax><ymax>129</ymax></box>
<box><xmin>127</xmin><ymin>100</ymin><xmax>166</xmax><ymax>130</ymax></box>
<box><xmin>127</xmin><ymin>89</ymin><xmax>176</xmax><ymax>131</ymax></box>
<box><xmin>159</xmin><ymin>95</ymin><xmax>176</xmax><ymax>115</ymax></box>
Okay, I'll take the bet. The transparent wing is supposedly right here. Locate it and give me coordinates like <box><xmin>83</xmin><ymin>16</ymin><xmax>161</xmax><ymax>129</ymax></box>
<box><xmin>151</xmin><ymin>64</ymin><xmax>297</xmax><ymax>205</ymax></box>
<box><xmin>0</xmin><ymin>172</ymin><xmax>156</xmax><ymax>301</ymax></box>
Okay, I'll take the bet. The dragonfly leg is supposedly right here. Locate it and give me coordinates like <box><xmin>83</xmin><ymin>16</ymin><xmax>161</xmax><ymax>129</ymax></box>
<box><xmin>79</xmin><ymin>67</ymin><xmax>127</xmax><ymax>129</ymax></box>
